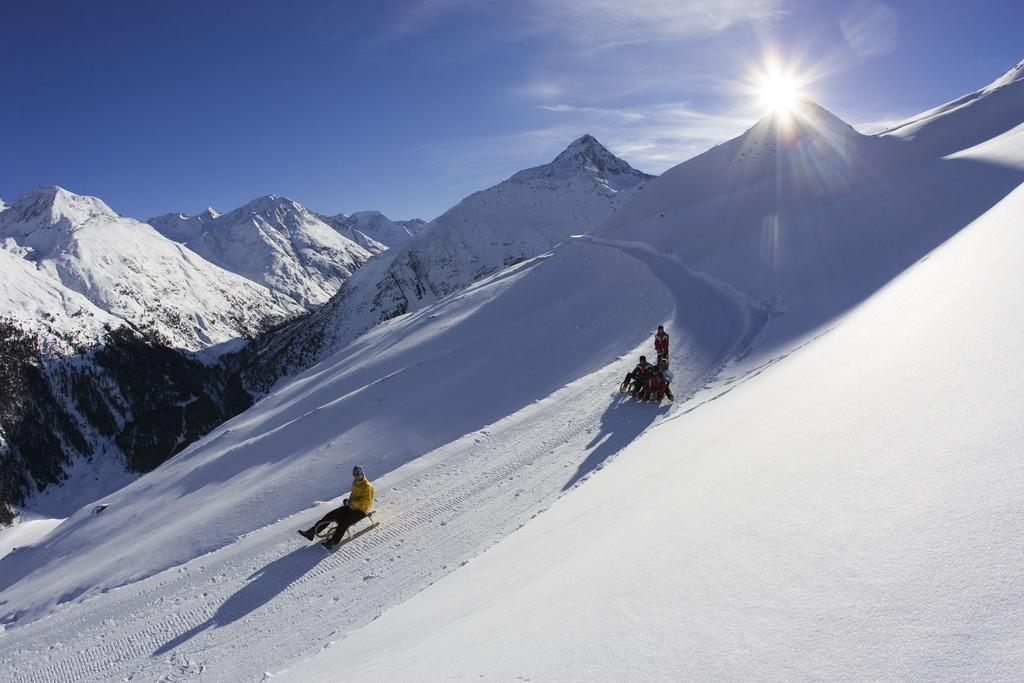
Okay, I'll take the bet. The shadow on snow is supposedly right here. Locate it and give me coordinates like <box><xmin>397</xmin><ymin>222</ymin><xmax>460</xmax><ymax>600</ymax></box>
<box><xmin>563</xmin><ymin>395</ymin><xmax>668</xmax><ymax>491</ymax></box>
<box><xmin>153</xmin><ymin>546</ymin><xmax>322</xmax><ymax>656</ymax></box>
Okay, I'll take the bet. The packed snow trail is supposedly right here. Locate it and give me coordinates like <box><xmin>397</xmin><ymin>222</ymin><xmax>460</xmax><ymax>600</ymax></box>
<box><xmin>0</xmin><ymin>241</ymin><xmax>755</xmax><ymax>682</ymax></box>
<box><xmin>284</xmin><ymin>178</ymin><xmax>1024</xmax><ymax>683</ymax></box>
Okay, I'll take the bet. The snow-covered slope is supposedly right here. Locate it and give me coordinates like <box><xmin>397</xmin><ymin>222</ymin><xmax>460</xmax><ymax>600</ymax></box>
<box><xmin>277</xmin><ymin>68</ymin><xmax>1024</xmax><ymax>682</ymax></box>
<box><xmin>317</xmin><ymin>213</ymin><xmax>389</xmax><ymax>254</ymax></box>
<box><xmin>0</xmin><ymin>186</ymin><xmax>303</xmax><ymax>351</ymax></box>
<box><xmin>290</xmin><ymin>170</ymin><xmax>1024</xmax><ymax>682</ymax></box>
<box><xmin>0</xmin><ymin>236</ymin><xmax>751</xmax><ymax>674</ymax></box>
<box><xmin>242</xmin><ymin>135</ymin><xmax>653</xmax><ymax>390</ymax></box>
<box><xmin>152</xmin><ymin>195</ymin><xmax>372</xmax><ymax>309</ymax></box>
<box><xmin>0</xmin><ymin>245</ymin><xmax>120</xmax><ymax>350</ymax></box>
<box><xmin>880</xmin><ymin>57</ymin><xmax>1024</xmax><ymax>156</ymax></box>
<box><xmin>0</xmin><ymin>62</ymin><xmax>1022</xmax><ymax>682</ymax></box>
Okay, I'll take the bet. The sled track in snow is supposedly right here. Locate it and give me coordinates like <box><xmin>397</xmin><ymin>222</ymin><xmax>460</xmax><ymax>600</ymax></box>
<box><xmin>0</xmin><ymin>242</ymin><xmax>757</xmax><ymax>682</ymax></box>
<box><xmin>1</xmin><ymin>401</ymin><xmax>654</xmax><ymax>683</ymax></box>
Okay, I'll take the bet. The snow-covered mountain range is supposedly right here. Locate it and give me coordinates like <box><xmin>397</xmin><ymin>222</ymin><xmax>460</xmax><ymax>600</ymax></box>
<box><xmin>1</xmin><ymin>58</ymin><xmax>1023</xmax><ymax>681</ymax></box>
<box><xmin>151</xmin><ymin>195</ymin><xmax>372</xmax><ymax>309</ymax></box>
<box><xmin>241</xmin><ymin>134</ymin><xmax>652</xmax><ymax>390</ymax></box>
<box><xmin>316</xmin><ymin>213</ymin><xmax>389</xmax><ymax>254</ymax></box>
<box><xmin>1</xmin><ymin>186</ymin><xmax>303</xmax><ymax>351</ymax></box>
<box><xmin>324</xmin><ymin>210</ymin><xmax>427</xmax><ymax>250</ymax></box>
<box><xmin>0</xmin><ymin>189</ymin><xmax>366</xmax><ymax>523</ymax></box>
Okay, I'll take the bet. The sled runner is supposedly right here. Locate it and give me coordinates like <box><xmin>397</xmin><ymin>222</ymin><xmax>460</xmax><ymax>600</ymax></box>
<box><xmin>314</xmin><ymin>510</ymin><xmax>379</xmax><ymax>550</ymax></box>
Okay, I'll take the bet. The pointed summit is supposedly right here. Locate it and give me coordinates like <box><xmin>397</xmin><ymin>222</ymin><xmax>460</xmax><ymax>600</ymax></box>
<box><xmin>548</xmin><ymin>133</ymin><xmax>645</xmax><ymax>179</ymax></box>
<box><xmin>234</xmin><ymin>193</ymin><xmax>302</xmax><ymax>217</ymax></box>
<box><xmin>508</xmin><ymin>134</ymin><xmax>652</xmax><ymax>189</ymax></box>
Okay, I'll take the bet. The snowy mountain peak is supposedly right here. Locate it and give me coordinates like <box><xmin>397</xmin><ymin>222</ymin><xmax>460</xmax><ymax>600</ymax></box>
<box><xmin>545</xmin><ymin>133</ymin><xmax>645</xmax><ymax>180</ymax></box>
<box><xmin>229</xmin><ymin>193</ymin><xmax>305</xmax><ymax>220</ymax></box>
<box><xmin>0</xmin><ymin>185</ymin><xmax>119</xmax><ymax>236</ymax></box>
<box><xmin>162</xmin><ymin>194</ymin><xmax>372</xmax><ymax>309</ymax></box>
<box><xmin>214</xmin><ymin>194</ymin><xmax>321</xmax><ymax>231</ymax></box>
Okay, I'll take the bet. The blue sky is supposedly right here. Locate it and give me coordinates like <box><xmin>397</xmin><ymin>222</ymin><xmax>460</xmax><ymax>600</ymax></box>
<box><xmin>2</xmin><ymin>1</ymin><xmax>1021</xmax><ymax>221</ymax></box>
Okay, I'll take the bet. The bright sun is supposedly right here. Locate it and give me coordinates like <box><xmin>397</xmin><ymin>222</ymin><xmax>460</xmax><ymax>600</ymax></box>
<box><xmin>757</xmin><ymin>72</ymin><xmax>803</xmax><ymax>115</ymax></box>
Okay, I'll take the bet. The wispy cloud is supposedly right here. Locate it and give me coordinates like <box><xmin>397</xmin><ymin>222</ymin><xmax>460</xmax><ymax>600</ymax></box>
<box><xmin>530</xmin><ymin>0</ymin><xmax>786</xmax><ymax>52</ymax></box>
<box><xmin>512</xmin><ymin>81</ymin><xmax>567</xmax><ymax>100</ymax></box>
<box><xmin>327</xmin><ymin>0</ymin><xmax>487</xmax><ymax>53</ymax></box>
<box><xmin>370</xmin><ymin>0</ymin><xmax>785</xmax><ymax>54</ymax></box>
<box><xmin>539</xmin><ymin>104</ymin><xmax>648</xmax><ymax>123</ymax></box>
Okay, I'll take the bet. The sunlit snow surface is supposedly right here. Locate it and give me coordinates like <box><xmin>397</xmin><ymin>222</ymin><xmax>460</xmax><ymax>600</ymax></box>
<box><xmin>0</xmin><ymin>516</ymin><xmax>63</xmax><ymax>561</ymax></box>
<box><xmin>1</xmin><ymin>61</ymin><xmax>1023</xmax><ymax>681</ymax></box>
<box><xmin>283</xmin><ymin>64</ymin><xmax>1024</xmax><ymax>681</ymax></box>
<box><xmin>288</xmin><ymin>163</ymin><xmax>1024</xmax><ymax>683</ymax></box>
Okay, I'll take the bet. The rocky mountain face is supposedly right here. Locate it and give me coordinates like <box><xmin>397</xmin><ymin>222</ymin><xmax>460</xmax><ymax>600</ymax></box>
<box><xmin>0</xmin><ymin>317</ymin><xmax>252</xmax><ymax>524</ymax></box>
<box><xmin>150</xmin><ymin>195</ymin><xmax>372</xmax><ymax>310</ymax></box>
<box><xmin>236</xmin><ymin>135</ymin><xmax>653</xmax><ymax>392</ymax></box>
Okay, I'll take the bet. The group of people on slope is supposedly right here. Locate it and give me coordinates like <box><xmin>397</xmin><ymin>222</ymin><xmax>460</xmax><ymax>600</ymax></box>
<box><xmin>620</xmin><ymin>325</ymin><xmax>675</xmax><ymax>402</ymax></box>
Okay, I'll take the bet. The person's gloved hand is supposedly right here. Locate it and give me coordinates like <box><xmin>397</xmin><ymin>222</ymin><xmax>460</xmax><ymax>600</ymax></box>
<box><xmin>343</xmin><ymin>498</ymin><xmax>350</xmax><ymax>507</ymax></box>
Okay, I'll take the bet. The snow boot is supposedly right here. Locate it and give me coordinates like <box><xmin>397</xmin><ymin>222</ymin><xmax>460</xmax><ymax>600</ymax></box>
<box><xmin>298</xmin><ymin>528</ymin><xmax>314</xmax><ymax>541</ymax></box>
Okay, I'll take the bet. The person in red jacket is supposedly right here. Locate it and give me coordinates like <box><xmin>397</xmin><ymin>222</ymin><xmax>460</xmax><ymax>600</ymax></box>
<box><xmin>620</xmin><ymin>355</ymin><xmax>654</xmax><ymax>396</ymax></box>
<box><xmin>643</xmin><ymin>357</ymin><xmax>675</xmax><ymax>402</ymax></box>
<box><xmin>654</xmin><ymin>325</ymin><xmax>669</xmax><ymax>362</ymax></box>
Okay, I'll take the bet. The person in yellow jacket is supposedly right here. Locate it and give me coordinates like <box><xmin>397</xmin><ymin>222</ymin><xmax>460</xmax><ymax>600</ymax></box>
<box><xmin>299</xmin><ymin>465</ymin><xmax>375</xmax><ymax>549</ymax></box>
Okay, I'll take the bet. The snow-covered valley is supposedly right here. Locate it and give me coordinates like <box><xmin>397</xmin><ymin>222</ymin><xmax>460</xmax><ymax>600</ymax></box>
<box><xmin>1</xmin><ymin>57</ymin><xmax>1023</xmax><ymax>682</ymax></box>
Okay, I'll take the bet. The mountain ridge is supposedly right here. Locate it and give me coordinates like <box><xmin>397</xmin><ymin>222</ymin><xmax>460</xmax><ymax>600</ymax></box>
<box><xmin>168</xmin><ymin>194</ymin><xmax>372</xmax><ymax>309</ymax></box>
